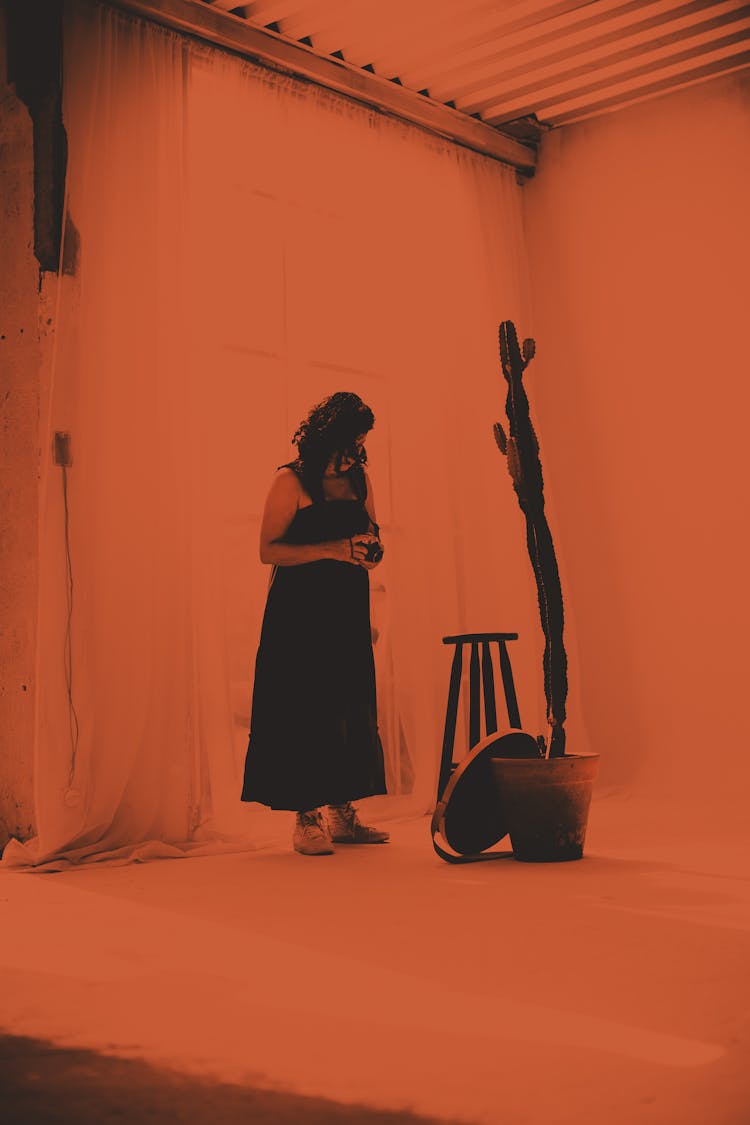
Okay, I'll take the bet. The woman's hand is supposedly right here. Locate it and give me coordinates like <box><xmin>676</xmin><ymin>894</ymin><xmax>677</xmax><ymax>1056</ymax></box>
<box><xmin>330</xmin><ymin>534</ymin><xmax>381</xmax><ymax>566</ymax></box>
<box><xmin>352</xmin><ymin>534</ymin><xmax>384</xmax><ymax>570</ymax></box>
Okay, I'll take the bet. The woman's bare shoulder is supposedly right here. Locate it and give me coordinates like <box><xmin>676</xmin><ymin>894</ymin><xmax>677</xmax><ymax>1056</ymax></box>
<box><xmin>268</xmin><ymin>466</ymin><xmax>303</xmax><ymax>498</ymax></box>
<box><xmin>275</xmin><ymin>465</ymin><xmax>299</xmax><ymax>482</ymax></box>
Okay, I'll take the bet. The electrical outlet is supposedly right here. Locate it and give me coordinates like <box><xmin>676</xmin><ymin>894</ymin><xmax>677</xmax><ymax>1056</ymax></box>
<box><xmin>53</xmin><ymin>431</ymin><xmax>72</xmax><ymax>467</ymax></box>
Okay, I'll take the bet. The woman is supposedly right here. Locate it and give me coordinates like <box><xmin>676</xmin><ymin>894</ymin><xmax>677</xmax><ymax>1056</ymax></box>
<box><xmin>241</xmin><ymin>391</ymin><xmax>390</xmax><ymax>855</ymax></box>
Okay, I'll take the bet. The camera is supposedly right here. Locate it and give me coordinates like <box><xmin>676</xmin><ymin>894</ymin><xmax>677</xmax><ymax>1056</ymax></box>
<box><xmin>364</xmin><ymin>540</ymin><xmax>384</xmax><ymax>563</ymax></box>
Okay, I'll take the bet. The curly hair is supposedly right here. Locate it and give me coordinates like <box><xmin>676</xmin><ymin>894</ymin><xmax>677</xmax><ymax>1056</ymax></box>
<box><xmin>289</xmin><ymin>391</ymin><xmax>375</xmax><ymax>501</ymax></box>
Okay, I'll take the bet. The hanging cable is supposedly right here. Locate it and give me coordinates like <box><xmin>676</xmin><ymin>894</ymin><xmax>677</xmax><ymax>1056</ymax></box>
<box><xmin>61</xmin><ymin>462</ymin><xmax>79</xmax><ymax>789</ymax></box>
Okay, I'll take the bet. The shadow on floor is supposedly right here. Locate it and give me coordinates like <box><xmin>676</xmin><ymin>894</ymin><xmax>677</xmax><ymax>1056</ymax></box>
<box><xmin>0</xmin><ymin>1033</ymin><xmax>466</xmax><ymax>1124</ymax></box>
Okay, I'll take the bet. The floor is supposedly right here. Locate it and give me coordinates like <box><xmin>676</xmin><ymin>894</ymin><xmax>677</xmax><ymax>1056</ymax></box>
<box><xmin>1</xmin><ymin>797</ymin><xmax>749</xmax><ymax>1125</ymax></box>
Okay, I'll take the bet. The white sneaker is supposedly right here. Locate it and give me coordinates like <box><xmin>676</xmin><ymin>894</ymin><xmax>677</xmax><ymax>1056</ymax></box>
<box><xmin>293</xmin><ymin>809</ymin><xmax>335</xmax><ymax>856</ymax></box>
<box><xmin>326</xmin><ymin>802</ymin><xmax>390</xmax><ymax>844</ymax></box>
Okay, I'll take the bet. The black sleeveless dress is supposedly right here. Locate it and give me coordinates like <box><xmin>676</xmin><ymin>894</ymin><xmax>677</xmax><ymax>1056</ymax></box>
<box><xmin>241</xmin><ymin>467</ymin><xmax>387</xmax><ymax>812</ymax></box>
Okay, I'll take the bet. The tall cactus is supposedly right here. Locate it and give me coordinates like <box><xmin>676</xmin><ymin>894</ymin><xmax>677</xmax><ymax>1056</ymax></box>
<box><xmin>494</xmin><ymin>321</ymin><xmax>568</xmax><ymax>758</ymax></box>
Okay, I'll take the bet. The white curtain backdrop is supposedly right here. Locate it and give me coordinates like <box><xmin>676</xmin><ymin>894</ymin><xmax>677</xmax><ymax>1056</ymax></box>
<box><xmin>4</xmin><ymin>0</ymin><xmax>541</xmax><ymax>868</ymax></box>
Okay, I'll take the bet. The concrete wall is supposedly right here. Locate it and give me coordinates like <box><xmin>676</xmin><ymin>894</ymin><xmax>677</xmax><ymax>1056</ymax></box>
<box><xmin>522</xmin><ymin>73</ymin><xmax>750</xmax><ymax>813</ymax></box>
<box><xmin>0</xmin><ymin>8</ymin><xmax>42</xmax><ymax>847</ymax></box>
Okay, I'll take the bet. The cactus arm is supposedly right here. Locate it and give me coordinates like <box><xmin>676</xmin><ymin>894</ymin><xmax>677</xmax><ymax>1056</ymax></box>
<box><xmin>493</xmin><ymin>422</ymin><xmax>507</xmax><ymax>455</ymax></box>
<box><xmin>496</xmin><ymin>320</ymin><xmax>568</xmax><ymax>757</ymax></box>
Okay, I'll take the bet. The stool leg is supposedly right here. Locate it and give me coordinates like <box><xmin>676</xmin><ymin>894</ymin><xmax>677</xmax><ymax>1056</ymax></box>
<box><xmin>469</xmin><ymin>642</ymin><xmax>481</xmax><ymax>748</ymax></box>
<box><xmin>481</xmin><ymin>641</ymin><xmax>498</xmax><ymax>735</ymax></box>
<box><xmin>498</xmin><ymin>640</ymin><xmax>522</xmax><ymax>729</ymax></box>
<box><xmin>438</xmin><ymin>643</ymin><xmax>463</xmax><ymax>799</ymax></box>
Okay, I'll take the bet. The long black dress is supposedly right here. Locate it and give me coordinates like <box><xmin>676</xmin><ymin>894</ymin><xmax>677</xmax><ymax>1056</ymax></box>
<box><xmin>241</xmin><ymin>466</ymin><xmax>387</xmax><ymax>812</ymax></box>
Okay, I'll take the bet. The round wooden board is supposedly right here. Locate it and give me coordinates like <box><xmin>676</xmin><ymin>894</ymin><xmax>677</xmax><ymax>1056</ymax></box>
<box><xmin>439</xmin><ymin>730</ymin><xmax>541</xmax><ymax>856</ymax></box>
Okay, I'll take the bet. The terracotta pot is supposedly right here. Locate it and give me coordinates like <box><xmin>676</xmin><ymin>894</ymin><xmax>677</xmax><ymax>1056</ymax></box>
<box><xmin>490</xmin><ymin>753</ymin><xmax>599</xmax><ymax>862</ymax></box>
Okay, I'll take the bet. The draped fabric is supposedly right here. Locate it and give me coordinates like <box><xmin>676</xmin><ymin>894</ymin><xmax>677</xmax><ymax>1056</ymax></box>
<box><xmin>3</xmin><ymin>0</ymin><xmax>541</xmax><ymax>868</ymax></box>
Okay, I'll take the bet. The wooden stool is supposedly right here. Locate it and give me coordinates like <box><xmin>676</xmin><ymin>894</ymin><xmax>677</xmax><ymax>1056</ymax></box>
<box><xmin>437</xmin><ymin>633</ymin><xmax>522</xmax><ymax>800</ymax></box>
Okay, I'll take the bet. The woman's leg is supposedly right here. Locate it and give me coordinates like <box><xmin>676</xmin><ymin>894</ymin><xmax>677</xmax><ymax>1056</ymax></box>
<box><xmin>293</xmin><ymin>808</ymin><xmax>334</xmax><ymax>856</ymax></box>
<box><xmin>326</xmin><ymin>802</ymin><xmax>389</xmax><ymax>844</ymax></box>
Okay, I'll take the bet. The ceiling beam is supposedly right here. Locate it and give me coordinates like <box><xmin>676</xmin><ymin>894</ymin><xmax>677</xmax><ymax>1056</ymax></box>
<box><xmin>449</xmin><ymin>0</ymin><xmax>748</xmax><ymax>110</ymax></box>
<box><xmin>427</xmin><ymin>0</ymin><xmax>665</xmax><ymax>98</ymax></box>
<box><xmin>370</xmin><ymin>0</ymin><xmax>596</xmax><ymax>78</ymax></box>
<box><xmin>546</xmin><ymin>46</ymin><xmax>750</xmax><ymax>125</ymax></box>
<box><xmin>103</xmin><ymin>0</ymin><xmax>536</xmax><ymax>171</ymax></box>
<box><xmin>482</xmin><ymin>21</ymin><xmax>750</xmax><ymax>123</ymax></box>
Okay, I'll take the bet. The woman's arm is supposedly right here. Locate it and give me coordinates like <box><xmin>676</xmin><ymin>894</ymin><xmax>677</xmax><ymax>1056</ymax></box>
<box><xmin>363</xmin><ymin>470</ymin><xmax>378</xmax><ymax>531</ymax></box>
<box><xmin>359</xmin><ymin>471</ymin><xmax>384</xmax><ymax>570</ymax></box>
<box><xmin>259</xmin><ymin>469</ymin><xmax>375</xmax><ymax>567</ymax></box>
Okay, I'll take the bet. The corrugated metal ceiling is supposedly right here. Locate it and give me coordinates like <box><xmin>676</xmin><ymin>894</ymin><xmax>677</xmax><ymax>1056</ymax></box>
<box><xmin>200</xmin><ymin>0</ymin><xmax>750</xmax><ymax>139</ymax></box>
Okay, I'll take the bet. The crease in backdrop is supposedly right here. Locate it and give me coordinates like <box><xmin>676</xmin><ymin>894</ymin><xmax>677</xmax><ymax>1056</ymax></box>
<box><xmin>3</xmin><ymin>0</ymin><xmax>550</xmax><ymax>870</ymax></box>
